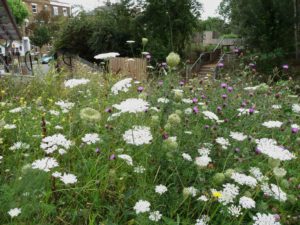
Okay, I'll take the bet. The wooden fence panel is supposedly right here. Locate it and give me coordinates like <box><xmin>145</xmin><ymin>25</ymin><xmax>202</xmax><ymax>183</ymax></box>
<box><xmin>109</xmin><ymin>57</ymin><xmax>147</xmax><ymax>80</ymax></box>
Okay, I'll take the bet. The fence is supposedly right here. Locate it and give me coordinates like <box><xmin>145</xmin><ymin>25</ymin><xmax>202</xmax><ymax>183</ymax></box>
<box><xmin>109</xmin><ymin>57</ymin><xmax>147</xmax><ymax>80</ymax></box>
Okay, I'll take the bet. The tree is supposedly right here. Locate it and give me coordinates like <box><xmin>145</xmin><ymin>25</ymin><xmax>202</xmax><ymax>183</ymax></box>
<box><xmin>7</xmin><ymin>0</ymin><xmax>29</xmax><ymax>25</ymax></box>
<box><xmin>30</xmin><ymin>26</ymin><xmax>51</xmax><ymax>49</ymax></box>
<box><xmin>140</xmin><ymin>0</ymin><xmax>202</xmax><ymax>56</ymax></box>
<box><xmin>198</xmin><ymin>17</ymin><xmax>230</xmax><ymax>34</ymax></box>
<box><xmin>218</xmin><ymin>0</ymin><xmax>294</xmax><ymax>53</ymax></box>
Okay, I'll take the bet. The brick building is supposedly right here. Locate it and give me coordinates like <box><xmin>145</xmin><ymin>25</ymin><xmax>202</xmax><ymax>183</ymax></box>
<box><xmin>23</xmin><ymin>0</ymin><xmax>71</xmax><ymax>21</ymax></box>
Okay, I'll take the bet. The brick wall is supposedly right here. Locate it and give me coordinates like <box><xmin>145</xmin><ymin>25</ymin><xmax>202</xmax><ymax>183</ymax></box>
<box><xmin>23</xmin><ymin>0</ymin><xmax>71</xmax><ymax>20</ymax></box>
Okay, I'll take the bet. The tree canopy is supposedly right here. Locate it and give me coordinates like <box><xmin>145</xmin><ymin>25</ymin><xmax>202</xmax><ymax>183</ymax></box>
<box><xmin>7</xmin><ymin>0</ymin><xmax>29</xmax><ymax>25</ymax></box>
<box><xmin>54</xmin><ymin>0</ymin><xmax>202</xmax><ymax>61</ymax></box>
<box><xmin>30</xmin><ymin>26</ymin><xmax>51</xmax><ymax>49</ymax></box>
<box><xmin>219</xmin><ymin>0</ymin><xmax>294</xmax><ymax>53</ymax></box>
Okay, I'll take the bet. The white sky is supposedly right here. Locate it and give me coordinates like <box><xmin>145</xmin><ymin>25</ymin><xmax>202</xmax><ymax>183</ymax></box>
<box><xmin>64</xmin><ymin>0</ymin><xmax>221</xmax><ymax>19</ymax></box>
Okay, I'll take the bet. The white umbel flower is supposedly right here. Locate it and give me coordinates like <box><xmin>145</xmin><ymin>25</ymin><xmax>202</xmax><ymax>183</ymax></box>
<box><xmin>256</xmin><ymin>138</ymin><xmax>295</xmax><ymax>161</ymax></box>
<box><xmin>149</xmin><ymin>211</ymin><xmax>162</xmax><ymax>222</ymax></box>
<box><xmin>64</xmin><ymin>79</ymin><xmax>90</xmax><ymax>88</ymax></box>
<box><xmin>3</xmin><ymin>124</ymin><xmax>16</xmax><ymax>129</ymax></box>
<box><xmin>155</xmin><ymin>185</ymin><xmax>168</xmax><ymax>195</ymax></box>
<box><xmin>197</xmin><ymin>195</ymin><xmax>208</xmax><ymax>202</ymax></box>
<box><xmin>9</xmin><ymin>107</ymin><xmax>26</xmax><ymax>113</ymax></box>
<box><xmin>262</xmin><ymin>121</ymin><xmax>283</xmax><ymax>128</ymax></box>
<box><xmin>31</xmin><ymin>157</ymin><xmax>59</xmax><ymax>172</ymax></box>
<box><xmin>252</xmin><ymin>213</ymin><xmax>281</xmax><ymax>225</ymax></box>
<box><xmin>183</xmin><ymin>186</ymin><xmax>198</xmax><ymax>197</ymax></box>
<box><xmin>59</xmin><ymin>173</ymin><xmax>77</xmax><ymax>184</ymax></box>
<box><xmin>195</xmin><ymin>215</ymin><xmax>210</xmax><ymax>225</ymax></box>
<box><xmin>55</xmin><ymin>100</ymin><xmax>74</xmax><ymax>113</ymax></box>
<box><xmin>228</xmin><ymin>205</ymin><xmax>242</xmax><ymax>217</ymax></box>
<box><xmin>217</xmin><ymin>183</ymin><xmax>240</xmax><ymax>205</ymax></box>
<box><xmin>118</xmin><ymin>154</ymin><xmax>133</xmax><ymax>166</ymax></box>
<box><xmin>8</xmin><ymin>208</ymin><xmax>21</xmax><ymax>218</ymax></box>
<box><xmin>239</xmin><ymin>196</ymin><xmax>256</xmax><ymax>209</ymax></box>
<box><xmin>41</xmin><ymin>134</ymin><xmax>71</xmax><ymax>154</ymax></box>
<box><xmin>195</xmin><ymin>155</ymin><xmax>211</xmax><ymax>167</ymax></box>
<box><xmin>133</xmin><ymin>200</ymin><xmax>151</xmax><ymax>214</ymax></box>
<box><xmin>292</xmin><ymin>103</ymin><xmax>300</xmax><ymax>113</ymax></box>
<box><xmin>216</xmin><ymin>137</ymin><xmax>230</xmax><ymax>150</ymax></box>
<box><xmin>261</xmin><ymin>183</ymin><xmax>287</xmax><ymax>202</ymax></box>
<box><xmin>111</xmin><ymin>78</ymin><xmax>132</xmax><ymax>95</ymax></box>
<box><xmin>272</xmin><ymin>105</ymin><xmax>282</xmax><ymax>109</ymax></box>
<box><xmin>203</xmin><ymin>111</ymin><xmax>223</xmax><ymax>123</ymax></box>
<box><xmin>182</xmin><ymin>153</ymin><xmax>192</xmax><ymax>161</ymax></box>
<box><xmin>157</xmin><ymin>97</ymin><xmax>170</xmax><ymax>103</ymax></box>
<box><xmin>231</xmin><ymin>172</ymin><xmax>257</xmax><ymax>188</ymax></box>
<box><xmin>113</xmin><ymin>98</ymin><xmax>149</xmax><ymax>114</ymax></box>
<box><xmin>123</xmin><ymin>126</ymin><xmax>152</xmax><ymax>146</ymax></box>
<box><xmin>82</xmin><ymin>133</ymin><xmax>100</xmax><ymax>145</ymax></box>
<box><xmin>9</xmin><ymin>142</ymin><xmax>30</xmax><ymax>151</ymax></box>
<box><xmin>94</xmin><ymin>52</ymin><xmax>120</xmax><ymax>60</ymax></box>
<box><xmin>230</xmin><ymin>132</ymin><xmax>247</xmax><ymax>141</ymax></box>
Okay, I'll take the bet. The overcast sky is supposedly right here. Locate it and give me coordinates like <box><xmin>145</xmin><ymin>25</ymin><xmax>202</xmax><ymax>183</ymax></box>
<box><xmin>63</xmin><ymin>0</ymin><xmax>221</xmax><ymax>19</ymax></box>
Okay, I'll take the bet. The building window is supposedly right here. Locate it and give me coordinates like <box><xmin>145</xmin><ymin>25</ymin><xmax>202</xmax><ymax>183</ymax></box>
<box><xmin>31</xmin><ymin>4</ymin><xmax>38</xmax><ymax>13</ymax></box>
<box><xmin>53</xmin><ymin>6</ymin><xmax>59</xmax><ymax>16</ymax></box>
<box><xmin>63</xmin><ymin>8</ymin><xmax>68</xmax><ymax>16</ymax></box>
<box><xmin>44</xmin><ymin>5</ymin><xmax>48</xmax><ymax>10</ymax></box>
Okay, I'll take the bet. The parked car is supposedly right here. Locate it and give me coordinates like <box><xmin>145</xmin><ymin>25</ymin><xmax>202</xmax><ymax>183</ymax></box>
<box><xmin>41</xmin><ymin>54</ymin><xmax>54</xmax><ymax>64</ymax></box>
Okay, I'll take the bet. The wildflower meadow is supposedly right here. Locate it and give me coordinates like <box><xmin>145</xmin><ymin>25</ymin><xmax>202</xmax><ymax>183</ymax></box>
<box><xmin>0</xmin><ymin>56</ymin><xmax>299</xmax><ymax>225</ymax></box>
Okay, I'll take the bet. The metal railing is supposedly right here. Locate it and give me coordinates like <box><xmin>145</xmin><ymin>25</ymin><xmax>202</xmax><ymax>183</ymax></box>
<box><xmin>186</xmin><ymin>38</ymin><xmax>225</xmax><ymax>79</ymax></box>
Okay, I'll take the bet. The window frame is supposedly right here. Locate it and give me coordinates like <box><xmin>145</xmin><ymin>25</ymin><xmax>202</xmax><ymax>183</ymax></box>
<box><xmin>31</xmin><ymin>3</ymin><xmax>38</xmax><ymax>14</ymax></box>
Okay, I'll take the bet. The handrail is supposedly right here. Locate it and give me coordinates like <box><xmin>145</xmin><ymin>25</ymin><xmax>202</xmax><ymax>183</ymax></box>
<box><xmin>188</xmin><ymin>37</ymin><xmax>225</xmax><ymax>78</ymax></box>
<box><xmin>213</xmin><ymin>37</ymin><xmax>224</xmax><ymax>52</ymax></box>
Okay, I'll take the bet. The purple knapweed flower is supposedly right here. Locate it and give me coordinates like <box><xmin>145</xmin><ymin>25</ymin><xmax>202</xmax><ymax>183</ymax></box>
<box><xmin>227</xmin><ymin>86</ymin><xmax>233</xmax><ymax>92</ymax></box>
<box><xmin>249</xmin><ymin>107</ymin><xmax>255</xmax><ymax>115</ymax></box>
<box><xmin>162</xmin><ymin>133</ymin><xmax>169</xmax><ymax>140</ymax></box>
<box><xmin>109</xmin><ymin>154</ymin><xmax>116</xmax><ymax>160</ymax></box>
<box><xmin>193</xmin><ymin>106</ymin><xmax>199</xmax><ymax>114</ymax></box>
<box><xmin>241</xmin><ymin>102</ymin><xmax>247</xmax><ymax>108</ymax></box>
<box><xmin>249</xmin><ymin>63</ymin><xmax>256</xmax><ymax>68</ymax></box>
<box><xmin>292</xmin><ymin>127</ymin><xmax>299</xmax><ymax>134</ymax></box>
<box><xmin>217</xmin><ymin>63</ymin><xmax>224</xmax><ymax>68</ymax></box>
<box><xmin>274</xmin><ymin>214</ymin><xmax>281</xmax><ymax>222</ymax></box>
<box><xmin>105</xmin><ymin>107</ymin><xmax>112</xmax><ymax>113</ymax></box>
<box><xmin>255</xmin><ymin>148</ymin><xmax>261</xmax><ymax>155</ymax></box>
<box><xmin>221</xmin><ymin>83</ymin><xmax>228</xmax><ymax>88</ymax></box>
<box><xmin>282</xmin><ymin>64</ymin><xmax>289</xmax><ymax>70</ymax></box>
<box><xmin>222</xmin><ymin>94</ymin><xmax>227</xmax><ymax>100</ymax></box>
<box><xmin>192</xmin><ymin>98</ymin><xmax>198</xmax><ymax>104</ymax></box>
<box><xmin>137</xmin><ymin>86</ymin><xmax>144</xmax><ymax>93</ymax></box>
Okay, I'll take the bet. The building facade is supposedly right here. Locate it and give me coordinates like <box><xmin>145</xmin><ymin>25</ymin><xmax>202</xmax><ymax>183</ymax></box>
<box><xmin>23</xmin><ymin>0</ymin><xmax>71</xmax><ymax>21</ymax></box>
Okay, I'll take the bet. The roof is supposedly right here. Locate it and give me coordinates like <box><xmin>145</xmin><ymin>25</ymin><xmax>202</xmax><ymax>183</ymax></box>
<box><xmin>0</xmin><ymin>0</ymin><xmax>21</xmax><ymax>40</ymax></box>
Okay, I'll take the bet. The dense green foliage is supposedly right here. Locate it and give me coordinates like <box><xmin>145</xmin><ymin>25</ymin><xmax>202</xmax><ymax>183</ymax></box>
<box><xmin>55</xmin><ymin>0</ymin><xmax>202</xmax><ymax>61</ymax></box>
<box><xmin>30</xmin><ymin>26</ymin><xmax>51</xmax><ymax>49</ymax></box>
<box><xmin>218</xmin><ymin>0</ymin><xmax>296</xmax><ymax>73</ymax></box>
<box><xmin>7</xmin><ymin>0</ymin><xmax>29</xmax><ymax>25</ymax></box>
<box><xmin>219</xmin><ymin>0</ymin><xmax>294</xmax><ymax>53</ymax></box>
<box><xmin>198</xmin><ymin>17</ymin><xmax>230</xmax><ymax>35</ymax></box>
